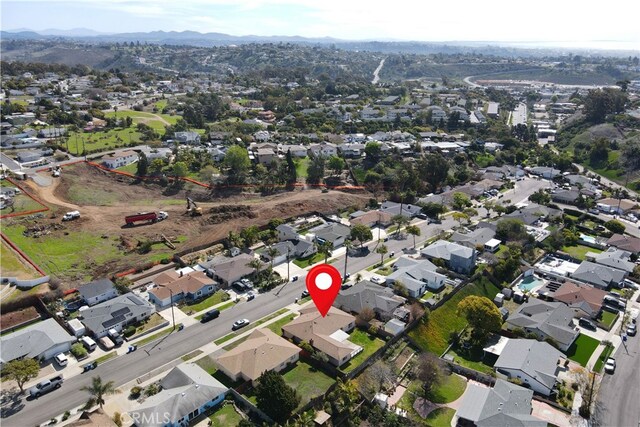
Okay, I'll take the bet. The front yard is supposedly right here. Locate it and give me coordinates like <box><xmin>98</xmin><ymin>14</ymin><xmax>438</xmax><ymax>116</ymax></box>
<box><xmin>565</xmin><ymin>333</ymin><xmax>600</xmax><ymax>366</ymax></box>
<box><xmin>281</xmin><ymin>361</ymin><xmax>336</xmax><ymax>409</ymax></box>
<box><xmin>293</xmin><ymin>252</ymin><xmax>325</xmax><ymax>268</ymax></box>
<box><xmin>182</xmin><ymin>290</ymin><xmax>230</xmax><ymax>313</ymax></box>
<box><xmin>598</xmin><ymin>310</ymin><xmax>618</xmax><ymax>330</ymax></box>
<box><xmin>340</xmin><ymin>329</ymin><xmax>385</xmax><ymax>373</ymax></box>
<box><xmin>134</xmin><ymin>312</ymin><xmax>166</xmax><ymax>335</ymax></box>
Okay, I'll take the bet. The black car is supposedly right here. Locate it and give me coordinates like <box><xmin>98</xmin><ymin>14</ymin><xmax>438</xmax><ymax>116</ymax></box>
<box><xmin>201</xmin><ymin>309</ymin><xmax>220</xmax><ymax>323</ymax></box>
<box><xmin>578</xmin><ymin>318</ymin><xmax>597</xmax><ymax>330</ymax></box>
<box><xmin>232</xmin><ymin>282</ymin><xmax>248</xmax><ymax>292</ymax></box>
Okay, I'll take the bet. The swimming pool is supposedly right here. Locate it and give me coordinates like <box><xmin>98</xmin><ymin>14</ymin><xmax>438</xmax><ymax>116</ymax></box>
<box><xmin>517</xmin><ymin>275</ymin><xmax>545</xmax><ymax>292</ymax></box>
<box><xmin>580</xmin><ymin>234</ymin><xmax>597</xmax><ymax>244</ymax></box>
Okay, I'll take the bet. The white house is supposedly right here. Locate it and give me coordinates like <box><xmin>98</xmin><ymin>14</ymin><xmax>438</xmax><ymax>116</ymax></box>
<box><xmin>102</xmin><ymin>150</ymin><xmax>138</xmax><ymax>169</ymax></box>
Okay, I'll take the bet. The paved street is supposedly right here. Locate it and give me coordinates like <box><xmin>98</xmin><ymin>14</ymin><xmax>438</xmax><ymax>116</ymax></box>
<box><xmin>1</xmin><ymin>280</ymin><xmax>306</xmax><ymax>427</ymax></box>
<box><xmin>595</xmin><ymin>325</ymin><xmax>640</xmax><ymax>427</ymax></box>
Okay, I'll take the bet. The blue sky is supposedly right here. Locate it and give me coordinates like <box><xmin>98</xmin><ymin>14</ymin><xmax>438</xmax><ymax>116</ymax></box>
<box><xmin>2</xmin><ymin>0</ymin><xmax>640</xmax><ymax>50</ymax></box>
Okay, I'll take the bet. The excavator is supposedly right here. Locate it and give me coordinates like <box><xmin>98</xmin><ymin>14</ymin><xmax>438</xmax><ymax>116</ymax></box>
<box><xmin>186</xmin><ymin>197</ymin><xmax>202</xmax><ymax>216</ymax></box>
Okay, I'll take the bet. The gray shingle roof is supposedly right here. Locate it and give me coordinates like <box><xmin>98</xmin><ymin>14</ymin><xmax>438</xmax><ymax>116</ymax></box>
<box><xmin>457</xmin><ymin>380</ymin><xmax>545</xmax><ymax>427</ymax></box>
<box><xmin>506</xmin><ymin>300</ymin><xmax>578</xmax><ymax>347</ymax></box>
<box><xmin>80</xmin><ymin>294</ymin><xmax>154</xmax><ymax>334</ymax></box>
<box><xmin>130</xmin><ymin>363</ymin><xmax>227</xmax><ymax>426</ymax></box>
<box><xmin>386</xmin><ymin>257</ymin><xmax>446</xmax><ymax>294</ymax></box>
<box><xmin>420</xmin><ymin>240</ymin><xmax>474</xmax><ymax>261</ymax></box>
<box><xmin>451</xmin><ymin>227</ymin><xmax>496</xmax><ymax>247</ymax></box>
<box><xmin>0</xmin><ymin>318</ymin><xmax>76</xmax><ymax>363</ymax></box>
<box><xmin>571</xmin><ymin>260</ymin><xmax>627</xmax><ymax>288</ymax></box>
<box><xmin>78</xmin><ymin>278</ymin><xmax>116</xmax><ymax>300</ymax></box>
<box><xmin>494</xmin><ymin>339</ymin><xmax>563</xmax><ymax>391</ymax></box>
<box><xmin>334</xmin><ymin>281</ymin><xmax>404</xmax><ymax>316</ymax></box>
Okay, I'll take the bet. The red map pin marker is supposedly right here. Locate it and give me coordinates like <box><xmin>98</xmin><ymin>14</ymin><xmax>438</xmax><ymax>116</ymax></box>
<box><xmin>306</xmin><ymin>264</ymin><xmax>342</xmax><ymax>317</ymax></box>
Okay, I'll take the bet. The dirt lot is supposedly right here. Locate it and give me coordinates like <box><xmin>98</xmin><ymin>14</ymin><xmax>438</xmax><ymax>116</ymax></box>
<box><xmin>12</xmin><ymin>163</ymin><xmax>369</xmax><ymax>283</ymax></box>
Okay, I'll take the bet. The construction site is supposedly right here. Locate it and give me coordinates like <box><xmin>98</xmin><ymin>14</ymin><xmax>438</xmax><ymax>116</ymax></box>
<box><xmin>1</xmin><ymin>162</ymin><xmax>369</xmax><ymax>288</ymax></box>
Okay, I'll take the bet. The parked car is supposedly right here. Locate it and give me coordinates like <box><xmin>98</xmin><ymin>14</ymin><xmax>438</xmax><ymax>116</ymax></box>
<box><xmin>201</xmin><ymin>309</ymin><xmax>220</xmax><ymax>323</ymax></box>
<box><xmin>54</xmin><ymin>353</ymin><xmax>68</xmax><ymax>367</ymax></box>
<box><xmin>627</xmin><ymin>323</ymin><xmax>637</xmax><ymax>336</ymax></box>
<box><xmin>232</xmin><ymin>282</ymin><xmax>248</xmax><ymax>292</ymax></box>
<box><xmin>29</xmin><ymin>375</ymin><xmax>63</xmax><ymax>398</ymax></box>
<box><xmin>301</xmin><ymin>290</ymin><xmax>310</xmax><ymax>298</ymax></box>
<box><xmin>240</xmin><ymin>278</ymin><xmax>254</xmax><ymax>288</ymax></box>
<box><xmin>604</xmin><ymin>357</ymin><xmax>616</xmax><ymax>374</ymax></box>
<box><xmin>232</xmin><ymin>319</ymin><xmax>250</xmax><ymax>330</ymax></box>
<box><xmin>417</xmin><ymin>213</ymin><xmax>428</xmax><ymax>220</ymax></box>
<box><xmin>246</xmin><ymin>292</ymin><xmax>255</xmax><ymax>301</ymax></box>
<box><xmin>371</xmin><ymin>276</ymin><xmax>385</xmax><ymax>285</ymax></box>
<box><xmin>578</xmin><ymin>318</ymin><xmax>597</xmax><ymax>330</ymax></box>
<box><xmin>291</xmin><ymin>276</ymin><xmax>299</xmax><ymax>282</ymax></box>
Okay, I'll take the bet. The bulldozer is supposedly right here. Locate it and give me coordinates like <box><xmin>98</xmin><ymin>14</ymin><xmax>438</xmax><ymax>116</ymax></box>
<box><xmin>186</xmin><ymin>197</ymin><xmax>202</xmax><ymax>216</ymax></box>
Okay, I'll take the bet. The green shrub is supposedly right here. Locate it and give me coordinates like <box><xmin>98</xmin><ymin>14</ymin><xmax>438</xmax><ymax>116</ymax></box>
<box><xmin>61</xmin><ymin>411</ymin><xmax>71</xmax><ymax>421</ymax></box>
<box><xmin>123</xmin><ymin>325</ymin><xmax>136</xmax><ymax>337</ymax></box>
<box><xmin>71</xmin><ymin>343</ymin><xmax>88</xmax><ymax>359</ymax></box>
<box><xmin>130</xmin><ymin>386</ymin><xmax>142</xmax><ymax>399</ymax></box>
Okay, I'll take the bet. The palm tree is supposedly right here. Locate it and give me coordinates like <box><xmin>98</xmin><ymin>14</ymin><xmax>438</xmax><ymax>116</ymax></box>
<box><xmin>392</xmin><ymin>214</ymin><xmax>409</xmax><ymax>236</ymax></box>
<box><xmin>406</xmin><ymin>225</ymin><xmax>421</xmax><ymax>249</ymax></box>
<box><xmin>266</xmin><ymin>245</ymin><xmax>279</xmax><ymax>271</ymax></box>
<box><xmin>80</xmin><ymin>376</ymin><xmax>120</xmax><ymax>410</ymax></box>
<box><xmin>316</xmin><ymin>241</ymin><xmax>333</xmax><ymax>264</ymax></box>
<box><xmin>342</xmin><ymin>239</ymin><xmax>353</xmax><ymax>282</ymax></box>
<box><xmin>294</xmin><ymin>411</ymin><xmax>315</xmax><ymax>427</ymax></box>
<box><xmin>247</xmin><ymin>258</ymin><xmax>264</xmax><ymax>281</ymax></box>
<box><xmin>375</xmin><ymin>243</ymin><xmax>388</xmax><ymax>266</ymax></box>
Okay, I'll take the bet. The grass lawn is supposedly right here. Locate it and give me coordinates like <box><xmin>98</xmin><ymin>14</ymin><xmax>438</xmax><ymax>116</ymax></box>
<box><xmin>419</xmin><ymin>291</ymin><xmax>435</xmax><ymax>302</ymax></box>
<box><xmin>115</xmin><ymin>163</ymin><xmax>139</xmax><ymax>175</ymax></box>
<box><xmin>214</xmin><ymin>333</ymin><xmax>237</xmax><ymax>346</ymax></box>
<box><xmin>598</xmin><ymin>310</ymin><xmax>618</xmax><ymax>330</ymax></box>
<box><xmin>136</xmin><ymin>324</ymin><xmax>181</xmax><ymax>347</ymax></box>
<box><xmin>593</xmin><ymin>343</ymin><xmax>615</xmax><ymax>373</ymax></box>
<box><xmin>0</xmin><ymin>241</ymin><xmax>36</xmax><ymax>278</ymax></box>
<box><xmin>184</xmin><ymin>291</ymin><xmax>230</xmax><ymax>313</ymax></box>
<box><xmin>194</xmin><ymin>301</ymin><xmax>235</xmax><ymax>320</ymax></box>
<box><xmin>135</xmin><ymin>313</ymin><xmax>166</xmax><ymax>335</ymax></box>
<box><xmin>427</xmin><ymin>374</ymin><xmax>467</xmax><ymax>404</ymax></box>
<box><xmin>294</xmin><ymin>157</ymin><xmax>309</xmax><ymax>179</ymax></box>
<box><xmin>63</xmin><ymin>128</ymin><xmax>142</xmax><ymax>155</ymax></box>
<box><xmin>181</xmin><ymin>350</ymin><xmax>203</xmax><ymax>362</ymax></box>
<box><xmin>375</xmin><ymin>266</ymin><xmax>393</xmax><ymax>276</ymax></box>
<box><xmin>425</xmin><ymin>408</ymin><xmax>456</xmax><ymax>427</ymax></box>
<box><xmin>561</xmin><ymin>245</ymin><xmax>601</xmax><ymax>260</ymax></box>
<box><xmin>340</xmin><ymin>329</ymin><xmax>385</xmax><ymax>373</ymax></box>
<box><xmin>282</xmin><ymin>361</ymin><xmax>336</xmax><ymax>409</ymax></box>
<box><xmin>208</xmin><ymin>403</ymin><xmax>243</xmax><ymax>427</ymax></box>
<box><xmin>1</xmin><ymin>194</ymin><xmax>46</xmax><ymax>215</ymax></box>
<box><xmin>95</xmin><ymin>351</ymin><xmax>117</xmax><ymax>364</ymax></box>
<box><xmin>265</xmin><ymin>314</ymin><xmax>296</xmax><ymax>335</ymax></box>
<box><xmin>409</xmin><ymin>278</ymin><xmax>501</xmax><ymax>355</ymax></box>
<box><xmin>446</xmin><ymin>346</ymin><xmax>494</xmax><ymax>374</ymax></box>
<box><xmin>1</xmin><ymin>222</ymin><xmax>175</xmax><ymax>281</ymax></box>
<box><xmin>293</xmin><ymin>252</ymin><xmax>325</xmax><ymax>268</ymax></box>
<box><xmin>566</xmin><ymin>334</ymin><xmax>600</xmax><ymax>366</ymax></box>
<box><xmin>195</xmin><ymin>355</ymin><xmax>218</xmax><ymax>375</ymax></box>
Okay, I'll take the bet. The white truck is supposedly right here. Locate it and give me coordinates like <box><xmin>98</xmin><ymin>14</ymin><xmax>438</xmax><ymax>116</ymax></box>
<box><xmin>62</xmin><ymin>211</ymin><xmax>80</xmax><ymax>221</ymax></box>
<box><xmin>29</xmin><ymin>375</ymin><xmax>63</xmax><ymax>398</ymax></box>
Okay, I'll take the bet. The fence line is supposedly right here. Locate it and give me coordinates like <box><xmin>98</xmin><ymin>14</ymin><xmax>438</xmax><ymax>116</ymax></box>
<box><xmin>1</xmin><ymin>232</ymin><xmax>47</xmax><ymax>276</ymax></box>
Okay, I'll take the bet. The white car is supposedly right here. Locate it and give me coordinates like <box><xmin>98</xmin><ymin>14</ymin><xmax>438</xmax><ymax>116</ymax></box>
<box><xmin>604</xmin><ymin>357</ymin><xmax>616</xmax><ymax>374</ymax></box>
<box><xmin>371</xmin><ymin>276</ymin><xmax>385</xmax><ymax>285</ymax></box>
<box><xmin>232</xmin><ymin>319</ymin><xmax>250</xmax><ymax>330</ymax></box>
<box><xmin>627</xmin><ymin>324</ymin><xmax>637</xmax><ymax>336</ymax></box>
<box><xmin>54</xmin><ymin>353</ymin><xmax>68</xmax><ymax>367</ymax></box>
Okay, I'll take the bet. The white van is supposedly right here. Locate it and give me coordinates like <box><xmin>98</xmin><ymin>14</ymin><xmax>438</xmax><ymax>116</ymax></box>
<box><xmin>80</xmin><ymin>336</ymin><xmax>97</xmax><ymax>352</ymax></box>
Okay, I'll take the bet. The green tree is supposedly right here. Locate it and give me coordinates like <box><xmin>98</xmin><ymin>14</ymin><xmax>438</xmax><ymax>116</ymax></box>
<box><xmin>172</xmin><ymin>161</ymin><xmax>188</xmax><ymax>179</ymax></box>
<box><xmin>2</xmin><ymin>358</ymin><xmax>39</xmax><ymax>393</ymax></box>
<box><xmin>604</xmin><ymin>219</ymin><xmax>625</xmax><ymax>234</ymax></box>
<box><xmin>316</xmin><ymin>241</ymin><xmax>333</xmax><ymax>263</ymax></box>
<box><xmin>198</xmin><ymin>164</ymin><xmax>217</xmax><ymax>184</ymax></box>
<box><xmin>391</xmin><ymin>214</ymin><xmax>409</xmax><ymax>236</ymax></box>
<box><xmin>452</xmin><ymin>192</ymin><xmax>471</xmax><ymax>210</ymax></box>
<box><xmin>589</xmin><ymin>137</ymin><xmax>609</xmax><ymax>166</ymax></box>
<box><xmin>376</xmin><ymin>243</ymin><xmax>388</xmax><ymax>266</ymax></box>
<box><xmin>149</xmin><ymin>158</ymin><xmax>165</xmax><ymax>175</ymax></box>
<box><xmin>223</xmin><ymin>145</ymin><xmax>251</xmax><ymax>184</ymax></box>
<box><xmin>406</xmin><ymin>225</ymin><xmax>421</xmax><ymax>249</ymax></box>
<box><xmin>393</xmin><ymin>280</ymin><xmax>409</xmax><ymax>298</ymax></box>
<box><xmin>417</xmin><ymin>353</ymin><xmax>443</xmax><ymax>397</ymax></box>
<box><xmin>418</xmin><ymin>153</ymin><xmax>449</xmax><ymax>192</ymax></box>
<box><xmin>246</xmin><ymin>258</ymin><xmax>264</xmax><ymax>281</ymax></box>
<box><xmin>80</xmin><ymin>376</ymin><xmax>120</xmax><ymax>409</ymax></box>
<box><xmin>328</xmin><ymin>155</ymin><xmax>345</xmax><ymax>176</ymax></box>
<box><xmin>307</xmin><ymin>154</ymin><xmax>326</xmax><ymax>184</ymax></box>
<box><xmin>136</xmin><ymin>152</ymin><xmax>148</xmax><ymax>176</ymax></box>
<box><xmin>350</xmin><ymin>223</ymin><xmax>373</xmax><ymax>249</ymax></box>
<box><xmin>266</xmin><ymin>245</ymin><xmax>279</xmax><ymax>270</ymax></box>
<box><xmin>529</xmin><ymin>189</ymin><xmax>551</xmax><ymax>205</ymax></box>
<box><xmin>457</xmin><ymin>295</ymin><xmax>503</xmax><ymax>342</ymax></box>
<box><xmin>420</xmin><ymin>202</ymin><xmax>447</xmax><ymax>219</ymax></box>
<box><xmin>255</xmin><ymin>370</ymin><xmax>300</xmax><ymax>423</ymax></box>
<box><xmin>364</xmin><ymin>141</ymin><xmax>382</xmax><ymax>163</ymax></box>
<box><xmin>496</xmin><ymin>218</ymin><xmax>528</xmax><ymax>242</ymax></box>
<box><xmin>452</xmin><ymin>212</ymin><xmax>469</xmax><ymax>225</ymax></box>
<box><xmin>285</xmin><ymin>149</ymin><xmax>297</xmax><ymax>184</ymax></box>
<box><xmin>240</xmin><ymin>226</ymin><xmax>260</xmax><ymax>247</ymax></box>
<box><xmin>583</xmin><ymin>88</ymin><xmax>628</xmax><ymax>124</ymax></box>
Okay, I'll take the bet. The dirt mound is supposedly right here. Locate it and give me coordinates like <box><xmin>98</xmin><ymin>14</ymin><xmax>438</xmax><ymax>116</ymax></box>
<box><xmin>205</xmin><ymin>205</ymin><xmax>257</xmax><ymax>224</ymax></box>
<box><xmin>22</xmin><ymin>223</ymin><xmax>64</xmax><ymax>238</ymax></box>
